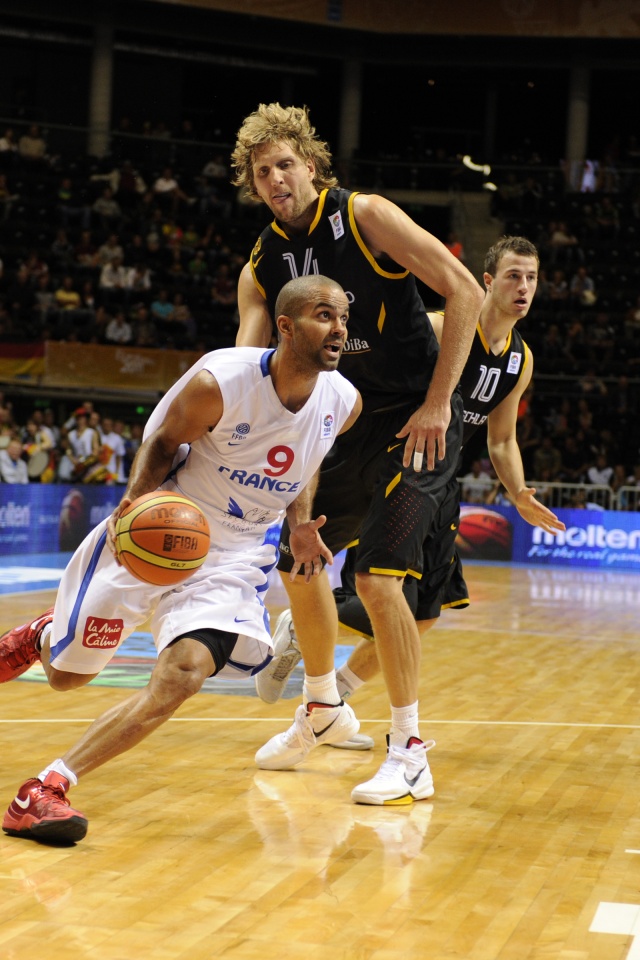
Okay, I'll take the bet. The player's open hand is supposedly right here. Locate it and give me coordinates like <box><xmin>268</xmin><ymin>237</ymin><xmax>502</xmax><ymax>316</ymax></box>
<box><xmin>396</xmin><ymin>397</ymin><xmax>451</xmax><ymax>472</ymax></box>
<box><xmin>107</xmin><ymin>497</ymin><xmax>132</xmax><ymax>561</ymax></box>
<box><xmin>514</xmin><ymin>487</ymin><xmax>566</xmax><ymax>534</ymax></box>
<box><xmin>289</xmin><ymin>515</ymin><xmax>334</xmax><ymax>583</ymax></box>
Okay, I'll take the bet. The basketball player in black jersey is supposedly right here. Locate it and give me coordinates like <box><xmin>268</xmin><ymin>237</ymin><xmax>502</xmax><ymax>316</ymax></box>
<box><xmin>258</xmin><ymin>237</ymin><xmax>566</xmax><ymax>724</ymax></box>
<box><xmin>232</xmin><ymin>102</ymin><xmax>485</xmax><ymax>805</ymax></box>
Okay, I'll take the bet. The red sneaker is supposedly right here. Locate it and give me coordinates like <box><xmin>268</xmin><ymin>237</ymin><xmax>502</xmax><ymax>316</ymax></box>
<box><xmin>3</xmin><ymin>771</ymin><xmax>88</xmax><ymax>843</ymax></box>
<box><xmin>0</xmin><ymin>607</ymin><xmax>53</xmax><ymax>682</ymax></box>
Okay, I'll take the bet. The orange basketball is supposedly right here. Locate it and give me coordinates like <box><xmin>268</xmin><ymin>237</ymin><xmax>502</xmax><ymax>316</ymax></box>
<box><xmin>115</xmin><ymin>491</ymin><xmax>210</xmax><ymax>586</ymax></box>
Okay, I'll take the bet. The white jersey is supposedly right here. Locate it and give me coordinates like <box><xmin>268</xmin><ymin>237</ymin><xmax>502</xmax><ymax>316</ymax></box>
<box><xmin>146</xmin><ymin>347</ymin><xmax>358</xmax><ymax>547</ymax></box>
<box><xmin>48</xmin><ymin>347</ymin><xmax>358</xmax><ymax>680</ymax></box>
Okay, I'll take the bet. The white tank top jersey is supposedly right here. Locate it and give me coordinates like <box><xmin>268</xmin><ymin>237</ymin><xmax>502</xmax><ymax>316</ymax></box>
<box><xmin>48</xmin><ymin>347</ymin><xmax>358</xmax><ymax>681</ymax></box>
<box><xmin>145</xmin><ymin>347</ymin><xmax>358</xmax><ymax>547</ymax></box>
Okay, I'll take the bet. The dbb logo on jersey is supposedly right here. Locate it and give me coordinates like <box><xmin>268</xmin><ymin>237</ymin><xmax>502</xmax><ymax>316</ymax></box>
<box><xmin>82</xmin><ymin>617</ymin><xmax>124</xmax><ymax>649</ymax></box>
<box><xmin>507</xmin><ymin>352</ymin><xmax>522</xmax><ymax>375</ymax></box>
<box><xmin>321</xmin><ymin>411</ymin><xmax>335</xmax><ymax>440</ymax></box>
<box><xmin>329</xmin><ymin>211</ymin><xmax>344</xmax><ymax>240</ymax></box>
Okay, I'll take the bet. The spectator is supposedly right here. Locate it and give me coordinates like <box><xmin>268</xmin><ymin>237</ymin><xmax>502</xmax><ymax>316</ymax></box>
<box><xmin>91</xmin><ymin>186</ymin><xmax>123</xmax><ymax>232</ymax></box>
<box><xmin>548</xmin><ymin>220</ymin><xmax>583</xmax><ymax>268</ymax></box>
<box><xmin>33</xmin><ymin>274</ymin><xmax>57</xmax><ymax>335</ymax></box>
<box><xmin>97</xmin><ymin>233</ymin><xmax>124</xmax><ymax>267</ymax></box>
<box><xmin>0</xmin><ymin>437</ymin><xmax>28</xmax><ymax>483</ymax></box>
<box><xmin>0</xmin><ymin>173</ymin><xmax>19</xmax><ymax>220</ymax></box>
<box><xmin>104</xmin><ymin>309</ymin><xmax>133</xmax><ymax>345</ymax></box>
<box><xmin>532</xmin><ymin>435</ymin><xmax>563</xmax><ymax>480</ymax></box>
<box><xmin>53</xmin><ymin>275</ymin><xmax>82</xmax><ymax>314</ymax></box>
<box><xmin>587</xmin><ymin>452</ymin><xmax>614</xmax><ymax>487</ymax></box>
<box><xmin>74</xmin><ymin>230</ymin><xmax>99</xmax><ymax>270</ymax></box>
<box><xmin>53</xmin><ymin>276</ymin><xmax>94</xmax><ymax>339</ymax></box>
<box><xmin>50</xmin><ymin>229</ymin><xmax>75</xmax><ymax>271</ymax></box>
<box><xmin>60</xmin><ymin>411</ymin><xmax>100</xmax><ymax>482</ymax></box>
<box><xmin>18</xmin><ymin>124</ymin><xmax>47</xmax><ymax>164</ymax></box>
<box><xmin>548</xmin><ymin>268</ymin><xmax>569</xmax><ymax>310</ymax></box>
<box><xmin>187</xmin><ymin>249</ymin><xmax>209</xmax><ymax>283</ymax></box>
<box><xmin>130</xmin><ymin>303</ymin><xmax>157</xmax><ymax>347</ymax></box>
<box><xmin>150</xmin><ymin>288</ymin><xmax>173</xmax><ymax>326</ymax></box>
<box><xmin>578</xmin><ymin>367</ymin><xmax>608</xmax><ymax>399</ymax></box>
<box><xmin>0</xmin><ymin>127</ymin><xmax>19</xmax><ymax>166</ymax></box>
<box><xmin>57</xmin><ymin>177</ymin><xmax>90</xmax><ymax>230</ymax></box>
<box><xmin>99</xmin><ymin>256</ymin><xmax>129</xmax><ymax>307</ymax></box>
<box><xmin>587</xmin><ymin>312</ymin><xmax>616</xmax><ymax>366</ymax></box>
<box><xmin>127</xmin><ymin>262</ymin><xmax>152</xmax><ymax>300</ymax></box>
<box><xmin>538</xmin><ymin>323</ymin><xmax>565</xmax><ymax>372</ymax></box>
<box><xmin>563</xmin><ymin>317</ymin><xmax>588</xmax><ymax>369</ymax></box>
<box><xmin>7</xmin><ymin>264</ymin><xmax>37</xmax><ymax>333</ymax></box>
<box><xmin>569</xmin><ymin>266</ymin><xmax>597</xmax><ymax>308</ymax></box>
<box><xmin>98</xmin><ymin>416</ymin><xmax>126</xmax><ymax>484</ymax></box>
<box><xmin>461</xmin><ymin>460</ymin><xmax>493</xmax><ymax>503</ymax></box>
<box><xmin>152</xmin><ymin>166</ymin><xmax>194</xmax><ymax>215</ymax></box>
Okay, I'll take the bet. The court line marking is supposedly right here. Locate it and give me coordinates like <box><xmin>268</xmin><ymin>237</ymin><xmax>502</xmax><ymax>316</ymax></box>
<box><xmin>3</xmin><ymin>718</ymin><xmax>640</xmax><ymax>729</ymax></box>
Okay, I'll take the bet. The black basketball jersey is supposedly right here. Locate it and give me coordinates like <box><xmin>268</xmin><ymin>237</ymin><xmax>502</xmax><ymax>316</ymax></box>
<box><xmin>249</xmin><ymin>187</ymin><xmax>440</xmax><ymax>413</ymax></box>
<box><xmin>458</xmin><ymin>322</ymin><xmax>530</xmax><ymax>445</ymax></box>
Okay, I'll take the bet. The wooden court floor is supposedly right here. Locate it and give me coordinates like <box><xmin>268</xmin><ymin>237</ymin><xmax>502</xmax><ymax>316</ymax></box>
<box><xmin>2</xmin><ymin>563</ymin><xmax>640</xmax><ymax>960</ymax></box>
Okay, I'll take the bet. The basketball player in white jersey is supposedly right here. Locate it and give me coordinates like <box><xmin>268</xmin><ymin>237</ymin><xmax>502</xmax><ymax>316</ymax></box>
<box><xmin>0</xmin><ymin>274</ymin><xmax>362</xmax><ymax>844</ymax></box>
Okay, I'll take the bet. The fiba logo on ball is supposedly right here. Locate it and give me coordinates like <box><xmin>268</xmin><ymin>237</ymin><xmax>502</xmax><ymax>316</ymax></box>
<box><xmin>456</xmin><ymin>506</ymin><xmax>513</xmax><ymax>561</ymax></box>
<box><xmin>115</xmin><ymin>491</ymin><xmax>210</xmax><ymax>586</ymax></box>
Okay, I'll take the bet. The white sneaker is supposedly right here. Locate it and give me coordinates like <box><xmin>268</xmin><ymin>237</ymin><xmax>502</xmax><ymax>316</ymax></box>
<box><xmin>255</xmin><ymin>701</ymin><xmax>360</xmax><ymax>770</ymax></box>
<box><xmin>326</xmin><ymin>732</ymin><xmax>375</xmax><ymax>750</ymax></box>
<box><xmin>255</xmin><ymin>610</ymin><xmax>302</xmax><ymax>704</ymax></box>
<box><xmin>351</xmin><ymin>737</ymin><xmax>436</xmax><ymax>805</ymax></box>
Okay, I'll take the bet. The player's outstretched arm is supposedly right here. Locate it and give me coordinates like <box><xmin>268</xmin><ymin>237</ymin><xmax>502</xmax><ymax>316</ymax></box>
<box><xmin>487</xmin><ymin>359</ymin><xmax>565</xmax><ymax>535</ymax></box>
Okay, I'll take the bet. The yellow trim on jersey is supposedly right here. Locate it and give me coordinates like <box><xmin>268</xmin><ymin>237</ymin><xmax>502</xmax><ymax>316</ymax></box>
<box><xmin>385</xmin><ymin>472</ymin><xmax>402</xmax><ymax>497</ymax></box>
<box><xmin>267</xmin><ymin>190</ymin><xmax>328</xmax><ymax>241</ymax></box>
<box><xmin>347</xmin><ymin>192</ymin><xmax>410</xmax><ymax>279</ymax></box>
<box><xmin>477</xmin><ymin>323</ymin><xmax>513</xmax><ymax>357</ymax></box>
<box><xmin>345</xmin><ymin>538</ymin><xmax>359</xmax><ymax>550</ymax></box>
<box><xmin>272</xmin><ymin>222</ymin><xmax>289</xmax><ymax>240</ymax></box>
<box><xmin>522</xmin><ymin>339</ymin><xmax>531</xmax><ymax>373</ymax></box>
<box><xmin>369</xmin><ymin>566</ymin><xmax>422</xmax><ymax>580</ymax></box>
<box><xmin>377</xmin><ymin>303</ymin><xmax>386</xmax><ymax>334</ymax></box>
<box><xmin>249</xmin><ymin>238</ymin><xmax>267</xmax><ymax>299</ymax></box>
<box><xmin>250</xmin><ymin>261</ymin><xmax>267</xmax><ymax>299</ymax></box>
<box><xmin>308</xmin><ymin>189</ymin><xmax>327</xmax><ymax>233</ymax></box>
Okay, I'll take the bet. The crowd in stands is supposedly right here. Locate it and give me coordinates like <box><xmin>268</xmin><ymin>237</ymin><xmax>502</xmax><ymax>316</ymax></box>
<box><xmin>0</xmin><ymin>394</ymin><xmax>142</xmax><ymax>486</ymax></box>
<box><xmin>0</xmin><ymin>121</ymin><xmax>265</xmax><ymax>351</ymax></box>
<box><xmin>0</xmin><ymin>119</ymin><xmax>639</xmax><ymax>505</ymax></box>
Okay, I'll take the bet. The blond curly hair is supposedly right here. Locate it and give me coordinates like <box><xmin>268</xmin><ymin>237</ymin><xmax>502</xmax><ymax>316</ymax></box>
<box><xmin>231</xmin><ymin>103</ymin><xmax>338</xmax><ymax>202</ymax></box>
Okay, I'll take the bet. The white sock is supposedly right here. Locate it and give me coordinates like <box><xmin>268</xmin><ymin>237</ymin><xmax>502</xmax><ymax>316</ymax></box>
<box><xmin>37</xmin><ymin>622</ymin><xmax>52</xmax><ymax>652</ymax></box>
<box><xmin>38</xmin><ymin>758</ymin><xmax>78</xmax><ymax>787</ymax></box>
<box><xmin>336</xmin><ymin>664</ymin><xmax>365</xmax><ymax>701</ymax></box>
<box><xmin>303</xmin><ymin>671</ymin><xmax>340</xmax><ymax>708</ymax></box>
<box><xmin>389</xmin><ymin>701</ymin><xmax>420</xmax><ymax>747</ymax></box>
